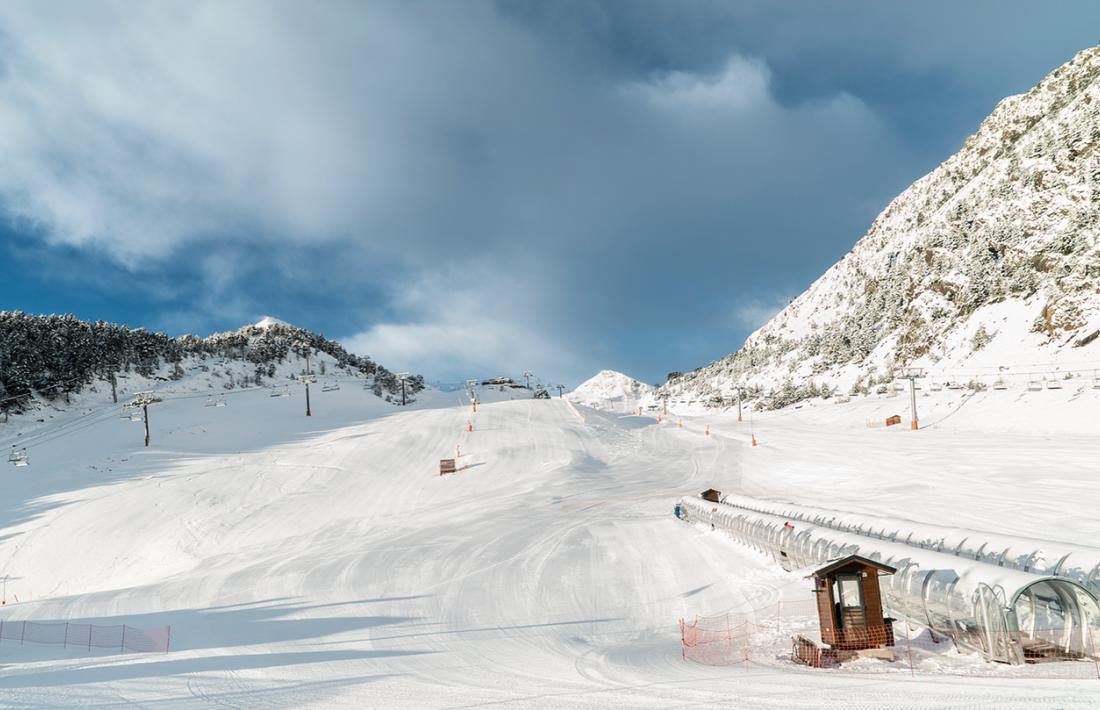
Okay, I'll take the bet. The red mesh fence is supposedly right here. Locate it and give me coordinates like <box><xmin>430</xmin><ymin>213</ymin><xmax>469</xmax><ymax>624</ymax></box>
<box><xmin>680</xmin><ymin>599</ymin><xmax>1100</xmax><ymax>679</ymax></box>
<box><xmin>0</xmin><ymin>619</ymin><xmax>170</xmax><ymax>652</ymax></box>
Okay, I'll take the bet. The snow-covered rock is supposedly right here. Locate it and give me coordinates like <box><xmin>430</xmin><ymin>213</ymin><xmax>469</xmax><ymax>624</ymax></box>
<box><xmin>253</xmin><ymin>315</ymin><xmax>292</xmax><ymax>329</ymax></box>
<box><xmin>568</xmin><ymin>370</ymin><xmax>653</xmax><ymax>412</ymax></box>
<box><xmin>666</xmin><ymin>44</ymin><xmax>1100</xmax><ymax>410</ymax></box>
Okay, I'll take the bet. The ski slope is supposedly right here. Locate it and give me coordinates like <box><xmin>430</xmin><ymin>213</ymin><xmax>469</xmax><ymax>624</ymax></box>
<box><xmin>0</xmin><ymin>379</ymin><xmax>1098</xmax><ymax>707</ymax></box>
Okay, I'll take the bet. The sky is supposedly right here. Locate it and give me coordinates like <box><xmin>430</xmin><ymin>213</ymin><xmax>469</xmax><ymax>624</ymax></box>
<box><xmin>1</xmin><ymin>1</ymin><xmax>1099</xmax><ymax>387</ymax></box>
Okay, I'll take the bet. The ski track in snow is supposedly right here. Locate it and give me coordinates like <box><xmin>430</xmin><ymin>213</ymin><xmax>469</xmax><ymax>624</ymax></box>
<box><xmin>0</xmin><ymin>384</ymin><xmax>1097</xmax><ymax>707</ymax></box>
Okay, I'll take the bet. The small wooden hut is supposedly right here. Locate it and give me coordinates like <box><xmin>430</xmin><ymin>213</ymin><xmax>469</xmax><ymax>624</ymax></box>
<box><xmin>794</xmin><ymin>555</ymin><xmax>897</xmax><ymax>666</ymax></box>
<box><xmin>700</xmin><ymin>489</ymin><xmax>721</xmax><ymax>503</ymax></box>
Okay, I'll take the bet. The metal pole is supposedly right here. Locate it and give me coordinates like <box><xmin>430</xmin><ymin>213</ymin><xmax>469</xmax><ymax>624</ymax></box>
<box><xmin>143</xmin><ymin>403</ymin><xmax>150</xmax><ymax>447</ymax></box>
<box><xmin>110</xmin><ymin>371</ymin><xmax>117</xmax><ymax>404</ymax></box>
<box><xmin>909</xmin><ymin>376</ymin><xmax>918</xmax><ymax>430</ymax></box>
<box><xmin>305</xmin><ymin>381</ymin><xmax>311</xmax><ymax>417</ymax></box>
<box><xmin>737</xmin><ymin>387</ymin><xmax>742</xmax><ymax>422</ymax></box>
<box><xmin>401</xmin><ymin>379</ymin><xmax>406</xmax><ymax>406</ymax></box>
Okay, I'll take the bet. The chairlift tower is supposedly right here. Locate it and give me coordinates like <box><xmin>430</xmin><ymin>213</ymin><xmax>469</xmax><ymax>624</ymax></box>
<box><xmin>900</xmin><ymin>368</ymin><xmax>923</xmax><ymax>430</ymax></box>
<box><xmin>130</xmin><ymin>391</ymin><xmax>162</xmax><ymax>447</ymax></box>
<box><xmin>298</xmin><ymin>374</ymin><xmax>316</xmax><ymax>416</ymax></box>
<box><xmin>397</xmin><ymin>373</ymin><xmax>410</xmax><ymax>406</ymax></box>
<box><xmin>523</xmin><ymin>371</ymin><xmax>533</xmax><ymax>390</ymax></box>
<box><xmin>555</xmin><ymin>384</ymin><xmax>565</xmax><ymax>399</ymax></box>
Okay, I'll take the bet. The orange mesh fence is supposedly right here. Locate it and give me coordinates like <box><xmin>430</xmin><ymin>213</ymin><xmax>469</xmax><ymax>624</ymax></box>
<box><xmin>681</xmin><ymin>599</ymin><xmax>1100</xmax><ymax>679</ymax></box>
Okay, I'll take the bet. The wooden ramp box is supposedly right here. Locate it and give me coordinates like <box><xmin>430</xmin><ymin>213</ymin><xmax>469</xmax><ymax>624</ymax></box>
<box><xmin>439</xmin><ymin>458</ymin><xmax>457</xmax><ymax>476</ymax></box>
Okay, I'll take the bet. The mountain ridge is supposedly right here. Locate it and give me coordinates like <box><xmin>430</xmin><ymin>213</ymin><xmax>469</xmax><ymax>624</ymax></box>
<box><xmin>660</xmin><ymin>44</ymin><xmax>1100</xmax><ymax>410</ymax></box>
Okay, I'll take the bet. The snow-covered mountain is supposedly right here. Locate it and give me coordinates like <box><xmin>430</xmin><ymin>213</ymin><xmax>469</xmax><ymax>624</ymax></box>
<box><xmin>0</xmin><ymin>312</ymin><xmax>425</xmax><ymax>416</ymax></box>
<box><xmin>663</xmin><ymin>45</ymin><xmax>1100</xmax><ymax>410</ymax></box>
<box><xmin>568</xmin><ymin>369</ymin><xmax>653</xmax><ymax>412</ymax></box>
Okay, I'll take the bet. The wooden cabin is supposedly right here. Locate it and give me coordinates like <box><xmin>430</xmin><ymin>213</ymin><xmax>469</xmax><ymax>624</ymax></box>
<box><xmin>439</xmin><ymin>458</ymin><xmax>457</xmax><ymax>476</ymax></box>
<box><xmin>794</xmin><ymin>555</ymin><xmax>897</xmax><ymax>667</ymax></box>
<box><xmin>700</xmin><ymin>489</ymin><xmax>721</xmax><ymax>503</ymax></box>
<box><xmin>812</xmin><ymin>555</ymin><xmax>896</xmax><ymax>650</ymax></box>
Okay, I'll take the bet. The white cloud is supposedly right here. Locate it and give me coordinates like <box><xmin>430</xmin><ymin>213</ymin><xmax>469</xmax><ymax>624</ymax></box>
<box><xmin>342</xmin><ymin>269</ymin><xmax>584</xmax><ymax>384</ymax></box>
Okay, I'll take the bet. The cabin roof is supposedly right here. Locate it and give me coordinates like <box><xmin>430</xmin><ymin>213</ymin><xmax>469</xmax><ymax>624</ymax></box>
<box><xmin>810</xmin><ymin>554</ymin><xmax>897</xmax><ymax>578</ymax></box>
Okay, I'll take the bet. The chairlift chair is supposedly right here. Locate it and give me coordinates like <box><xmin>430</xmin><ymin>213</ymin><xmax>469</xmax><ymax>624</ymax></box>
<box><xmin>992</xmin><ymin>377</ymin><xmax>1008</xmax><ymax>391</ymax></box>
<box><xmin>930</xmin><ymin>379</ymin><xmax>943</xmax><ymax>392</ymax></box>
<box><xmin>206</xmin><ymin>394</ymin><xmax>227</xmax><ymax>408</ymax></box>
<box><xmin>1027</xmin><ymin>378</ymin><xmax>1042</xmax><ymax>392</ymax></box>
<box><xmin>1092</xmin><ymin>371</ymin><xmax>1100</xmax><ymax>390</ymax></box>
<box><xmin>946</xmin><ymin>381</ymin><xmax>962</xmax><ymax>391</ymax></box>
<box><xmin>322</xmin><ymin>381</ymin><xmax>340</xmax><ymax>392</ymax></box>
<box><xmin>270</xmin><ymin>385</ymin><xmax>290</xmax><ymax>398</ymax></box>
<box><xmin>7</xmin><ymin>446</ymin><xmax>28</xmax><ymax>467</ymax></box>
<box><xmin>1046</xmin><ymin>375</ymin><xmax>1063</xmax><ymax>390</ymax></box>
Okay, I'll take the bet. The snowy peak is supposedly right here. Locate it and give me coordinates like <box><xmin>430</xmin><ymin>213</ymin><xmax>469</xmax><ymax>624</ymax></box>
<box><xmin>568</xmin><ymin>370</ymin><xmax>653</xmax><ymax>412</ymax></box>
<box><xmin>253</xmin><ymin>315</ymin><xmax>291</xmax><ymax>329</ymax></box>
<box><xmin>665</xmin><ymin>44</ymin><xmax>1100</xmax><ymax>410</ymax></box>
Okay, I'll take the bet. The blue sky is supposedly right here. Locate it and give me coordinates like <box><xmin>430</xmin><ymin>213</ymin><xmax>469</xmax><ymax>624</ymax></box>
<box><xmin>1</xmin><ymin>1</ymin><xmax>1098</xmax><ymax>386</ymax></box>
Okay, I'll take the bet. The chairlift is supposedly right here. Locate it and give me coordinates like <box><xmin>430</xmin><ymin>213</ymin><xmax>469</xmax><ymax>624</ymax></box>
<box><xmin>7</xmin><ymin>446</ymin><xmax>28</xmax><ymax>467</ymax></box>
<box><xmin>1092</xmin><ymin>371</ymin><xmax>1100</xmax><ymax>390</ymax></box>
<box><xmin>205</xmin><ymin>395</ymin><xmax>227</xmax><ymax>408</ymax></box>
<box><xmin>322</xmin><ymin>381</ymin><xmax>340</xmax><ymax>392</ymax></box>
<box><xmin>930</xmin><ymin>379</ymin><xmax>943</xmax><ymax>392</ymax></box>
<box><xmin>1027</xmin><ymin>378</ymin><xmax>1042</xmax><ymax>392</ymax></box>
<box><xmin>1046</xmin><ymin>375</ymin><xmax>1063</xmax><ymax>390</ymax></box>
<box><xmin>992</xmin><ymin>377</ymin><xmax>1008</xmax><ymax>391</ymax></box>
<box><xmin>269</xmin><ymin>385</ymin><xmax>290</xmax><ymax>398</ymax></box>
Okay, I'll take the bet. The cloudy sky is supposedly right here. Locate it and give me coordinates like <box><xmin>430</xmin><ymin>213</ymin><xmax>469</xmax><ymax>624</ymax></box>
<box><xmin>1</xmin><ymin>1</ymin><xmax>1098</xmax><ymax>386</ymax></box>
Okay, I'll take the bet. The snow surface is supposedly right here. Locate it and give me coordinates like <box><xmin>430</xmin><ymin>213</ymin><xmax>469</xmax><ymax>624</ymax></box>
<box><xmin>0</xmin><ymin>367</ymin><xmax>1098</xmax><ymax>707</ymax></box>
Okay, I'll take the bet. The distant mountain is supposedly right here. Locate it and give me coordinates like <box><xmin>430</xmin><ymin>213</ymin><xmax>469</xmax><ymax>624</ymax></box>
<box><xmin>663</xmin><ymin>45</ymin><xmax>1100</xmax><ymax>410</ymax></box>
<box><xmin>569</xmin><ymin>370</ymin><xmax>653</xmax><ymax>413</ymax></box>
<box><xmin>0</xmin><ymin>313</ymin><xmax>424</xmax><ymax>414</ymax></box>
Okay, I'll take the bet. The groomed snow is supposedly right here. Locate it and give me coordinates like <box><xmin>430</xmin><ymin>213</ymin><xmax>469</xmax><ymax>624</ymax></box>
<box><xmin>0</xmin><ymin>374</ymin><xmax>1097</xmax><ymax>707</ymax></box>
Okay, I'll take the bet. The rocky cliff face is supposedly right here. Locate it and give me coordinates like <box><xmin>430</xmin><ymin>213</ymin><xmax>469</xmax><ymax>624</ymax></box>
<box><xmin>664</xmin><ymin>45</ymin><xmax>1100</xmax><ymax>409</ymax></box>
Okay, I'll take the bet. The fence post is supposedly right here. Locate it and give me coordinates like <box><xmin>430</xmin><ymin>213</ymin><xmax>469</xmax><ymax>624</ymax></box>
<box><xmin>64</xmin><ymin>622</ymin><xmax>69</xmax><ymax>648</ymax></box>
<box><xmin>905</xmin><ymin>621</ymin><xmax>915</xmax><ymax>677</ymax></box>
<box><xmin>20</xmin><ymin>621</ymin><xmax>25</xmax><ymax>645</ymax></box>
<box><xmin>0</xmin><ymin>618</ymin><xmax>3</xmax><ymax>644</ymax></box>
<box><xmin>120</xmin><ymin>625</ymin><xmax>126</xmax><ymax>652</ymax></box>
<box><xmin>88</xmin><ymin>624</ymin><xmax>93</xmax><ymax>652</ymax></box>
<box><xmin>166</xmin><ymin>625</ymin><xmax>171</xmax><ymax>653</ymax></box>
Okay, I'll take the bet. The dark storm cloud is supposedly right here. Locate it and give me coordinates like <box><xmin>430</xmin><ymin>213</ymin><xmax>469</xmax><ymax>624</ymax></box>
<box><xmin>0</xmin><ymin>1</ymin><xmax>1097</xmax><ymax>383</ymax></box>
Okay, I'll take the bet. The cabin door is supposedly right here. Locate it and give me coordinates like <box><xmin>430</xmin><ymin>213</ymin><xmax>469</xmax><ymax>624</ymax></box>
<box><xmin>836</xmin><ymin>574</ymin><xmax>867</xmax><ymax>629</ymax></box>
